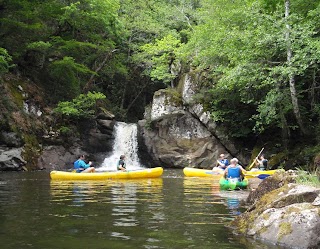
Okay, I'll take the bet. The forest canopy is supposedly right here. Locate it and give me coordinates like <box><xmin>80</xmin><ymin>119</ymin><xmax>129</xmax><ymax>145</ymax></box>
<box><xmin>1</xmin><ymin>0</ymin><xmax>320</xmax><ymax>147</ymax></box>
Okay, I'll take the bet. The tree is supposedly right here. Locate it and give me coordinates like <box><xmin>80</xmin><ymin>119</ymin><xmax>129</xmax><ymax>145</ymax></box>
<box><xmin>139</xmin><ymin>34</ymin><xmax>182</xmax><ymax>87</ymax></box>
<box><xmin>178</xmin><ymin>0</ymin><xmax>320</xmax><ymax>142</ymax></box>
<box><xmin>54</xmin><ymin>91</ymin><xmax>106</xmax><ymax>120</ymax></box>
<box><xmin>0</xmin><ymin>48</ymin><xmax>13</xmax><ymax>76</ymax></box>
<box><xmin>284</xmin><ymin>0</ymin><xmax>307</xmax><ymax>135</ymax></box>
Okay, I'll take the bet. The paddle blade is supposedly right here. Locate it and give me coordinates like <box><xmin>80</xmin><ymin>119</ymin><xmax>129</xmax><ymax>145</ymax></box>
<box><xmin>258</xmin><ymin>174</ymin><xmax>270</xmax><ymax>180</ymax></box>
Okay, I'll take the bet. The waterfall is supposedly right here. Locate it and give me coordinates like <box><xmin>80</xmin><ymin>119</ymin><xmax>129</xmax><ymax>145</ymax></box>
<box><xmin>97</xmin><ymin>122</ymin><xmax>143</xmax><ymax>171</ymax></box>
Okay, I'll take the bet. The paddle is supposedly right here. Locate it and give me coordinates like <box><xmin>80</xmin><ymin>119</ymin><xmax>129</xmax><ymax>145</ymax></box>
<box><xmin>257</xmin><ymin>174</ymin><xmax>270</xmax><ymax>180</ymax></box>
<box><xmin>247</xmin><ymin>147</ymin><xmax>264</xmax><ymax>170</ymax></box>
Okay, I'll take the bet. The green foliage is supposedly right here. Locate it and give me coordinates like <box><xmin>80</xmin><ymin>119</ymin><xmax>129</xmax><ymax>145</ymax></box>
<box><xmin>0</xmin><ymin>48</ymin><xmax>13</xmax><ymax>75</ymax></box>
<box><xmin>295</xmin><ymin>168</ymin><xmax>320</xmax><ymax>187</ymax></box>
<box><xmin>54</xmin><ymin>92</ymin><xmax>106</xmax><ymax>119</ymax></box>
<box><xmin>177</xmin><ymin>0</ymin><xmax>320</xmax><ymax>141</ymax></box>
<box><xmin>58</xmin><ymin>126</ymin><xmax>73</xmax><ymax>136</ymax></box>
<box><xmin>26</xmin><ymin>41</ymin><xmax>52</xmax><ymax>52</ymax></box>
<box><xmin>139</xmin><ymin>34</ymin><xmax>182</xmax><ymax>84</ymax></box>
<box><xmin>2</xmin><ymin>0</ymin><xmax>320</xmax><ymax>147</ymax></box>
<box><xmin>48</xmin><ymin>56</ymin><xmax>95</xmax><ymax>100</ymax></box>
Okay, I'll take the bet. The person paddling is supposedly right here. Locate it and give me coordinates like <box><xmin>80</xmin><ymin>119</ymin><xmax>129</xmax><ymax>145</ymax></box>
<box><xmin>224</xmin><ymin>158</ymin><xmax>246</xmax><ymax>181</ymax></box>
<box><xmin>74</xmin><ymin>155</ymin><xmax>95</xmax><ymax>173</ymax></box>
<box><xmin>255</xmin><ymin>154</ymin><xmax>268</xmax><ymax>170</ymax></box>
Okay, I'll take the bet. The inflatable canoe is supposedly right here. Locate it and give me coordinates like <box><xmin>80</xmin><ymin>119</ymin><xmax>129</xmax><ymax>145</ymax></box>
<box><xmin>184</xmin><ymin>167</ymin><xmax>283</xmax><ymax>180</ymax></box>
<box><xmin>244</xmin><ymin>169</ymin><xmax>284</xmax><ymax>179</ymax></box>
<box><xmin>50</xmin><ymin>167</ymin><xmax>163</xmax><ymax>180</ymax></box>
<box><xmin>219</xmin><ymin>177</ymin><xmax>249</xmax><ymax>190</ymax></box>
<box><xmin>183</xmin><ymin>167</ymin><xmax>223</xmax><ymax>178</ymax></box>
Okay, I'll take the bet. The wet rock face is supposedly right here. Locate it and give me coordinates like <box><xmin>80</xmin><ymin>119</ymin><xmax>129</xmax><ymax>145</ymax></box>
<box><xmin>37</xmin><ymin>117</ymin><xmax>116</xmax><ymax>171</ymax></box>
<box><xmin>150</xmin><ymin>90</ymin><xmax>184</xmax><ymax>121</ymax></box>
<box><xmin>232</xmin><ymin>172</ymin><xmax>320</xmax><ymax>249</ymax></box>
<box><xmin>0</xmin><ymin>147</ymin><xmax>26</xmax><ymax>171</ymax></box>
<box><xmin>138</xmin><ymin>111</ymin><xmax>227</xmax><ymax>168</ymax></box>
<box><xmin>0</xmin><ymin>132</ymin><xmax>24</xmax><ymax>147</ymax></box>
<box><xmin>138</xmin><ymin>72</ymin><xmax>246</xmax><ymax>169</ymax></box>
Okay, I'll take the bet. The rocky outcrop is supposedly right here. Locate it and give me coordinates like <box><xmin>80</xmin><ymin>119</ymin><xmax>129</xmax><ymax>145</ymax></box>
<box><xmin>138</xmin><ymin>73</ymin><xmax>244</xmax><ymax>169</ymax></box>
<box><xmin>139</xmin><ymin>111</ymin><xmax>225</xmax><ymax>168</ymax></box>
<box><xmin>38</xmin><ymin>109</ymin><xmax>116</xmax><ymax>170</ymax></box>
<box><xmin>231</xmin><ymin>173</ymin><xmax>320</xmax><ymax>249</ymax></box>
<box><xmin>0</xmin><ymin>146</ymin><xmax>26</xmax><ymax>171</ymax></box>
<box><xmin>0</xmin><ymin>74</ymin><xmax>117</xmax><ymax>171</ymax></box>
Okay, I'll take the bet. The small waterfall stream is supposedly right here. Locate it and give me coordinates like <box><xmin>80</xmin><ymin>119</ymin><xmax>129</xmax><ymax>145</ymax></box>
<box><xmin>97</xmin><ymin>122</ymin><xmax>143</xmax><ymax>171</ymax></box>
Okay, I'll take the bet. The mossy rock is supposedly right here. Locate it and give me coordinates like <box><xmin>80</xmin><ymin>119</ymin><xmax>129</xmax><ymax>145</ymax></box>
<box><xmin>246</xmin><ymin>171</ymin><xmax>296</xmax><ymax>204</ymax></box>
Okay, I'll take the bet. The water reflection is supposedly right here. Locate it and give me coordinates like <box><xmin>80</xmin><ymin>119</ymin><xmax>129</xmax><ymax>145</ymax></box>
<box><xmin>226</xmin><ymin>198</ymin><xmax>241</xmax><ymax>215</ymax></box>
<box><xmin>50</xmin><ymin>178</ymin><xmax>163</xmax><ymax>204</ymax></box>
<box><xmin>0</xmin><ymin>171</ymin><xmax>283</xmax><ymax>249</ymax></box>
<box><xmin>183</xmin><ymin>177</ymin><xmax>247</xmax><ymax>221</ymax></box>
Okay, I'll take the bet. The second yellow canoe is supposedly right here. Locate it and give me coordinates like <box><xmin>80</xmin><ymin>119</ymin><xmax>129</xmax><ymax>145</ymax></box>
<box><xmin>183</xmin><ymin>167</ymin><xmax>223</xmax><ymax>178</ymax></box>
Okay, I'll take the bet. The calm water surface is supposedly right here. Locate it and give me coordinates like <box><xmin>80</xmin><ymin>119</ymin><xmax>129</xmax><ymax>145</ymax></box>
<box><xmin>0</xmin><ymin>169</ymin><xmax>281</xmax><ymax>249</ymax></box>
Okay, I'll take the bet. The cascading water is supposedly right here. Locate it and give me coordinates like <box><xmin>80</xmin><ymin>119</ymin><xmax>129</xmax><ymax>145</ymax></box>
<box><xmin>97</xmin><ymin>122</ymin><xmax>143</xmax><ymax>171</ymax></box>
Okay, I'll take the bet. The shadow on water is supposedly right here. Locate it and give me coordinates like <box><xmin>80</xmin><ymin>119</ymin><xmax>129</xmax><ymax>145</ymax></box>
<box><xmin>0</xmin><ymin>170</ymin><xmax>284</xmax><ymax>249</ymax></box>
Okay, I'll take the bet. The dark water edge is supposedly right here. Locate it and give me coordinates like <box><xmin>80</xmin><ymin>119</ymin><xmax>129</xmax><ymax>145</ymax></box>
<box><xmin>0</xmin><ymin>169</ymin><xmax>283</xmax><ymax>249</ymax></box>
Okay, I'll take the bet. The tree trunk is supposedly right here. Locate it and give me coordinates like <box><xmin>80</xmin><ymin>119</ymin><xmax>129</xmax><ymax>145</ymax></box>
<box><xmin>310</xmin><ymin>68</ymin><xmax>316</xmax><ymax>110</ymax></box>
<box><xmin>285</xmin><ymin>0</ymin><xmax>307</xmax><ymax>135</ymax></box>
<box><xmin>83</xmin><ymin>49</ymin><xmax>117</xmax><ymax>92</ymax></box>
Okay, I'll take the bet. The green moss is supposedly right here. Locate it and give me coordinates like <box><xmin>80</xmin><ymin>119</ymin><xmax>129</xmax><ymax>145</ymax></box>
<box><xmin>231</xmin><ymin>212</ymin><xmax>255</xmax><ymax>234</ymax></box>
<box><xmin>261</xmin><ymin>212</ymin><xmax>271</xmax><ymax>221</ymax></box>
<box><xmin>7</xmin><ymin>81</ymin><xmax>25</xmax><ymax>109</ymax></box>
<box><xmin>278</xmin><ymin>222</ymin><xmax>292</xmax><ymax>240</ymax></box>
<box><xmin>154</xmin><ymin>88</ymin><xmax>182</xmax><ymax>106</ymax></box>
<box><xmin>258</xmin><ymin>225</ymin><xmax>268</xmax><ymax>235</ymax></box>
<box><xmin>269</xmin><ymin>152</ymin><xmax>288</xmax><ymax>169</ymax></box>
<box><xmin>176</xmin><ymin>139</ymin><xmax>197</xmax><ymax>148</ymax></box>
<box><xmin>286</xmin><ymin>206</ymin><xmax>301</xmax><ymax>213</ymax></box>
<box><xmin>163</xmin><ymin>88</ymin><xmax>182</xmax><ymax>106</ymax></box>
<box><xmin>256</xmin><ymin>185</ymin><xmax>288</xmax><ymax>210</ymax></box>
<box><xmin>22</xmin><ymin>134</ymin><xmax>41</xmax><ymax>170</ymax></box>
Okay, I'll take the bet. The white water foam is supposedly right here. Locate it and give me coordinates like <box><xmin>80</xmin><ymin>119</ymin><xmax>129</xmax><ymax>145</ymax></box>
<box><xmin>97</xmin><ymin>122</ymin><xmax>143</xmax><ymax>171</ymax></box>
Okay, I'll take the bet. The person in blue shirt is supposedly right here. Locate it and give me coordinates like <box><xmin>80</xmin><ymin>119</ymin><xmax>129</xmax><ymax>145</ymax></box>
<box><xmin>216</xmin><ymin>153</ymin><xmax>229</xmax><ymax>170</ymax></box>
<box><xmin>117</xmin><ymin>155</ymin><xmax>127</xmax><ymax>171</ymax></box>
<box><xmin>224</xmin><ymin>158</ymin><xmax>246</xmax><ymax>181</ymax></box>
<box><xmin>74</xmin><ymin>155</ymin><xmax>95</xmax><ymax>173</ymax></box>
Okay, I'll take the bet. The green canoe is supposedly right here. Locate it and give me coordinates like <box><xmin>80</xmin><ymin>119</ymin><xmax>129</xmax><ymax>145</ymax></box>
<box><xmin>219</xmin><ymin>177</ymin><xmax>249</xmax><ymax>190</ymax></box>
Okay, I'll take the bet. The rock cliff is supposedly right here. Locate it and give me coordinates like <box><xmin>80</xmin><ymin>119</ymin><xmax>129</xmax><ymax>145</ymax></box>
<box><xmin>138</xmin><ymin>73</ymin><xmax>246</xmax><ymax>169</ymax></box>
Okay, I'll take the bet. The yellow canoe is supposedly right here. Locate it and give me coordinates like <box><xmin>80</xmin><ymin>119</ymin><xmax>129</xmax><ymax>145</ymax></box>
<box><xmin>50</xmin><ymin>167</ymin><xmax>164</xmax><ymax>180</ymax></box>
<box><xmin>183</xmin><ymin>167</ymin><xmax>223</xmax><ymax>179</ymax></box>
<box><xmin>244</xmin><ymin>169</ymin><xmax>284</xmax><ymax>179</ymax></box>
<box><xmin>184</xmin><ymin>167</ymin><xmax>284</xmax><ymax>180</ymax></box>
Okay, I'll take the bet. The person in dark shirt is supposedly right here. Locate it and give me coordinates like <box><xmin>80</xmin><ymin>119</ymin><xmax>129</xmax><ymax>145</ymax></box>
<box><xmin>255</xmin><ymin>154</ymin><xmax>268</xmax><ymax>170</ymax></box>
<box><xmin>117</xmin><ymin>155</ymin><xmax>127</xmax><ymax>171</ymax></box>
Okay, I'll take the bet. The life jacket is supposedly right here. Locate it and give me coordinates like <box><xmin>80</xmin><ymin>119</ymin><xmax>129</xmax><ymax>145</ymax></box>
<box><xmin>227</xmin><ymin>166</ymin><xmax>241</xmax><ymax>179</ymax></box>
<box><xmin>74</xmin><ymin>160</ymin><xmax>83</xmax><ymax>173</ymax></box>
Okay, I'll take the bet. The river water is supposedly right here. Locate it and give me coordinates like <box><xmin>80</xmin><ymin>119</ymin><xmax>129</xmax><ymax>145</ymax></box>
<box><xmin>0</xmin><ymin>169</ymin><xmax>283</xmax><ymax>249</ymax></box>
